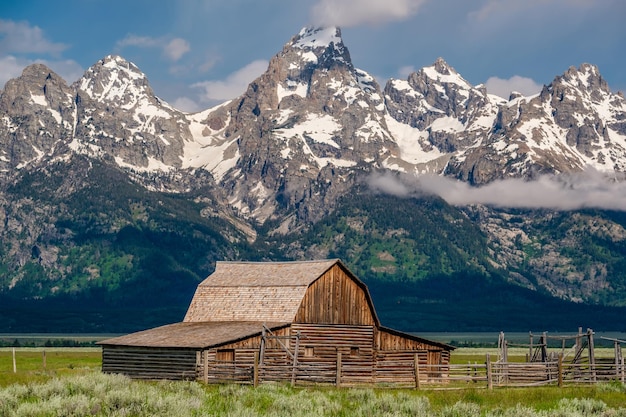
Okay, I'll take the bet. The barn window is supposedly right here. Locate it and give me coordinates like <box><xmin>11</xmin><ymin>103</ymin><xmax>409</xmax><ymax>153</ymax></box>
<box><xmin>216</xmin><ymin>349</ymin><xmax>235</xmax><ymax>362</ymax></box>
<box><xmin>350</xmin><ymin>347</ymin><xmax>359</xmax><ymax>357</ymax></box>
<box><xmin>304</xmin><ymin>346</ymin><xmax>314</xmax><ymax>357</ymax></box>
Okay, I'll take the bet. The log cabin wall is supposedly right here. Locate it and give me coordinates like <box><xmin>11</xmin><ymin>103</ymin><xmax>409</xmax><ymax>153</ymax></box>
<box><xmin>377</xmin><ymin>329</ymin><xmax>450</xmax><ymax>361</ymax></box>
<box><xmin>292</xmin><ymin>323</ymin><xmax>375</xmax><ymax>384</ymax></box>
<box><xmin>294</xmin><ymin>264</ymin><xmax>376</xmax><ymax>326</ymax></box>
<box><xmin>102</xmin><ymin>346</ymin><xmax>197</xmax><ymax>380</ymax></box>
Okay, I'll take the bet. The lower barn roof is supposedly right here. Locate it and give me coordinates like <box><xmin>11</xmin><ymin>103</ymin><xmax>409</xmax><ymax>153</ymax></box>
<box><xmin>98</xmin><ymin>321</ymin><xmax>289</xmax><ymax>349</ymax></box>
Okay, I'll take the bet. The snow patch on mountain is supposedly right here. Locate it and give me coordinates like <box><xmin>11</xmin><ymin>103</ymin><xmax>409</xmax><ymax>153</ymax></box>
<box><xmin>385</xmin><ymin>115</ymin><xmax>443</xmax><ymax>165</ymax></box>
<box><xmin>293</xmin><ymin>27</ymin><xmax>342</xmax><ymax>50</ymax></box>
<box><xmin>275</xmin><ymin>113</ymin><xmax>341</xmax><ymax>148</ymax></box>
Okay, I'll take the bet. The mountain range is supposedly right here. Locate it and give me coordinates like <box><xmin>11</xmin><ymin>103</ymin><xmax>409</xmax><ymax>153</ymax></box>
<box><xmin>1</xmin><ymin>26</ymin><xmax>625</xmax><ymax>334</ymax></box>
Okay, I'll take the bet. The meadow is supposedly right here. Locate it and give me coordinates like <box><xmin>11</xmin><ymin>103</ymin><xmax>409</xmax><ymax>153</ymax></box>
<box><xmin>1</xmin><ymin>347</ymin><xmax>626</xmax><ymax>416</ymax></box>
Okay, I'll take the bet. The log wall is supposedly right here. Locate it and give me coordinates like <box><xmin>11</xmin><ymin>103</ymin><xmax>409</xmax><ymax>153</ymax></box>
<box><xmin>293</xmin><ymin>324</ymin><xmax>375</xmax><ymax>385</ymax></box>
<box><xmin>102</xmin><ymin>346</ymin><xmax>197</xmax><ymax>380</ymax></box>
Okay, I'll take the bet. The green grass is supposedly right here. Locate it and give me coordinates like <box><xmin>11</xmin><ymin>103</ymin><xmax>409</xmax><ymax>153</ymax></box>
<box><xmin>0</xmin><ymin>348</ymin><xmax>101</xmax><ymax>387</ymax></box>
<box><xmin>1</xmin><ymin>373</ymin><xmax>626</xmax><ymax>417</ymax></box>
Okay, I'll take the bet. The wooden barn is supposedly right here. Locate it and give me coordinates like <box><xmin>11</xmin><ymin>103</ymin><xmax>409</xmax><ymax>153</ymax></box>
<box><xmin>100</xmin><ymin>259</ymin><xmax>454</xmax><ymax>386</ymax></box>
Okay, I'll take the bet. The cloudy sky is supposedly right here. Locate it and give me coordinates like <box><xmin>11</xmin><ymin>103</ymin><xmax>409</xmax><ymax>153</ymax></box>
<box><xmin>2</xmin><ymin>0</ymin><xmax>625</xmax><ymax>113</ymax></box>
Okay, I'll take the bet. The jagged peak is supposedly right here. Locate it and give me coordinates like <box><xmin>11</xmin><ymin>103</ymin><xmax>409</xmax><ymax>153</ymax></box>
<box><xmin>90</xmin><ymin>55</ymin><xmax>144</xmax><ymax>77</ymax></box>
<box><xmin>76</xmin><ymin>54</ymin><xmax>152</xmax><ymax>101</ymax></box>
<box><xmin>552</xmin><ymin>62</ymin><xmax>610</xmax><ymax>96</ymax></box>
<box><xmin>20</xmin><ymin>62</ymin><xmax>57</xmax><ymax>78</ymax></box>
<box><xmin>280</xmin><ymin>26</ymin><xmax>352</xmax><ymax>71</ymax></box>
<box><xmin>292</xmin><ymin>26</ymin><xmax>343</xmax><ymax>50</ymax></box>
<box><xmin>432</xmin><ymin>57</ymin><xmax>454</xmax><ymax>75</ymax></box>
<box><xmin>418</xmin><ymin>58</ymin><xmax>472</xmax><ymax>89</ymax></box>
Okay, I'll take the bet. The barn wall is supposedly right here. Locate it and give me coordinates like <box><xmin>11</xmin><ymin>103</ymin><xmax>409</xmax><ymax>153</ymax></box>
<box><xmin>293</xmin><ymin>323</ymin><xmax>375</xmax><ymax>384</ymax></box>
<box><xmin>377</xmin><ymin>329</ymin><xmax>450</xmax><ymax>356</ymax></box>
<box><xmin>102</xmin><ymin>346</ymin><xmax>197</xmax><ymax>380</ymax></box>
<box><xmin>294</xmin><ymin>265</ymin><xmax>376</xmax><ymax>325</ymax></box>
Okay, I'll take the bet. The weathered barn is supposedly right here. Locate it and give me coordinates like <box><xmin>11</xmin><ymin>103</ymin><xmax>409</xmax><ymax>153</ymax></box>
<box><xmin>100</xmin><ymin>259</ymin><xmax>453</xmax><ymax>386</ymax></box>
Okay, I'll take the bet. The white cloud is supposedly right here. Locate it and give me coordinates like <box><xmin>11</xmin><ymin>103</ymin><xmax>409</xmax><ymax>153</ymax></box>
<box><xmin>0</xmin><ymin>55</ymin><xmax>83</xmax><ymax>89</ymax></box>
<box><xmin>163</xmin><ymin>38</ymin><xmax>190</xmax><ymax>62</ymax></box>
<box><xmin>310</xmin><ymin>0</ymin><xmax>427</xmax><ymax>27</ymax></box>
<box><xmin>0</xmin><ymin>19</ymin><xmax>67</xmax><ymax>56</ymax></box>
<box><xmin>484</xmin><ymin>75</ymin><xmax>542</xmax><ymax>99</ymax></box>
<box><xmin>367</xmin><ymin>169</ymin><xmax>626</xmax><ymax>211</ymax></box>
<box><xmin>172</xmin><ymin>96</ymin><xmax>201</xmax><ymax>113</ymax></box>
<box><xmin>116</xmin><ymin>34</ymin><xmax>190</xmax><ymax>62</ymax></box>
<box><xmin>192</xmin><ymin>59</ymin><xmax>268</xmax><ymax>102</ymax></box>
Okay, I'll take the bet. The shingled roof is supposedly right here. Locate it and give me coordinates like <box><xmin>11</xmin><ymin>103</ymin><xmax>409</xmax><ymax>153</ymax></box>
<box><xmin>100</xmin><ymin>321</ymin><xmax>289</xmax><ymax>348</ymax></box>
<box><xmin>183</xmin><ymin>259</ymin><xmax>342</xmax><ymax>323</ymax></box>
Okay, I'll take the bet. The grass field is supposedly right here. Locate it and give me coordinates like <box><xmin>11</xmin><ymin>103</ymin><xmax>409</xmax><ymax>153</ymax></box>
<box><xmin>1</xmin><ymin>348</ymin><xmax>626</xmax><ymax>416</ymax></box>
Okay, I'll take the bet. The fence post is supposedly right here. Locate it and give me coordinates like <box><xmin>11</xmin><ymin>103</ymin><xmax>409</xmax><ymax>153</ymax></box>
<box><xmin>486</xmin><ymin>353</ymin><xmax>492</xmax><ymax>390</ymax></box>
<box><xmin>558</xmin><ymin>353</ymin><xmax>563</xmax><ymax>388</ymax></box>
<box><xmin>336</xmin><ymin>351</ymin><xmax>342</xmax><ymax>387</ymax></box>
<box><xmin>12</xmin><ymin>348</ymin><xmax>16</xmax><ymax>373</ymax></box>
<box><xmin>253</xmin><ymin>351</ymin><xmax>259</xmax><ymax>387</ymax></box>
<box><xmin>588</xmin><ymin>328</ymin><xmax>596</xmax><ymax>382</ymax></box>
<box><xmin>203</xmin><ymin>350</ymin><xmax>209</xmax><ymax>384</ymax></box>
<box><xmin>43</xmin><ymin>350</ymin><xmax>46</xmax><ymax>369</ymax></box>
<box><xmin>414</xmin><ymin>353</ymin><xmax>421</xmax><ymax>389</ymax></box>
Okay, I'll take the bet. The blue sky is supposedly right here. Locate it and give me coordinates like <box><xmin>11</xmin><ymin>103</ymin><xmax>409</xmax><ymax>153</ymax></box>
<box><xmin>2</xmin><ymin>0</ymin><xmax>625</xmax><ymax>112</ymax></box>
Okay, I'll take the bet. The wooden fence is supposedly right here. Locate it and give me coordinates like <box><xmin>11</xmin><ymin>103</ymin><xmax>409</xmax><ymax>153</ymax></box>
<box><xmin>196</xmin><ymin>353</ymin><xmax>626</xmax><ymax>389</ymax></box>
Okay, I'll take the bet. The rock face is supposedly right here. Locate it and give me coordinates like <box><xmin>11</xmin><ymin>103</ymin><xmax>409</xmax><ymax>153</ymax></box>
<box><xmin>217</xmin><ymin>27</ymin><xmax>398</xmax><ymax>223</ymax></box>
<box><xmin>0</xmin><ymin>64</ymin><xmax>76</xmax><ymax>179</ymax></box>
<box><xmin>444</xmin><ymin>64</ymin><xmax>626</xmax><ymax>184</ymax></box>
<box><xmin>1</xmin><ymin>26</ymin><xmax>625</xmax><ymax>222</ymax></box>
<box><xmin>1</xmin><ymin>25</ymin><xmax>626</xmax><ymax>312</ymax></box>
<box><xmin>72</xmin><ymin>55</ymin><xmax>191</xmax><ymax>171</ymax></box>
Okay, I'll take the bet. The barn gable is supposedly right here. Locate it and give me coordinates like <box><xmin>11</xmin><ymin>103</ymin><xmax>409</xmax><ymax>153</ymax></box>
<box><xmin>183</xmin><ymin>259</ymin><xmax>378</xmax><ymax>324</ymax></box>
<box><xmin>294</xmin><ymin>262</ymin><xmax>378</xmax><ymax>326</ymax></box>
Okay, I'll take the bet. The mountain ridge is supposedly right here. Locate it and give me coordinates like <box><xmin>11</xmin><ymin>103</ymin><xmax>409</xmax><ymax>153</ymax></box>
<box><xmin>1</xmin><ymin>25</ymin><xmax>626</xmax><ymax>332</ymax></box>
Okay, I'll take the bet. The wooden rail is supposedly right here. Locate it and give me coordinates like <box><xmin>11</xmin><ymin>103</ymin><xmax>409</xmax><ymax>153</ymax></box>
<box><xmin>195</xmin><ymin>353</ymin><xmax>626</xmax><ymax>389</ymax></box>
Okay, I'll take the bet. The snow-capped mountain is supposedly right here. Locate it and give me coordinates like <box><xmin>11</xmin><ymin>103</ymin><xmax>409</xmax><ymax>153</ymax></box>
<box><xmin>2</xmin><ymin>26</ymin><xmax>626</xmax><ymax>329</ymax></box>
<box><xmin>1</xmin><ymin>26</ymin><xmax>625</xmax><ymax>222</ymax></box>
<box><xmin>383</xmin><ymin>57</ymin><xmax>504</xmax><ymax>175</ymax></box>
<box><xmin>445</xmin><ymin>63</ymin><xmax>626</xmax><ymax>184</ymax></box>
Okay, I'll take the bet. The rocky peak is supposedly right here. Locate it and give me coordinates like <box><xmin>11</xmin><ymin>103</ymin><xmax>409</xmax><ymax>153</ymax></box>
<box><xmin>384</xmin><ymin>58</ymin><xmax>499</xmax><ymax>156</ymax></box>
<box><xmin>1</xmin><ymin>64</ymin><xmax>72</xmax><ymax>112</ymax></box>
<box><xmin>216</xmin><ymin>25</ymin><xmax>396</xmax><ymax>225</ymax></box>
<box><xmin>432</xmin><ymin>57</ymin><xmax>453</xmax><ymax>76</ymax></box>
<box><xmin>288</xmin><ymin>26</ymin><xmax>352</xmax><ymax>71</ymax></box>
<box><xmin>561</xmin><ymin>63</ymin><xmax>610</xmax><ymax>95</ymax></box>
<box><xmin>0</xmin><ymin>63</ymin><xmax>77</xmax><ymax>178</ymax></box>
<box><xmin>75</xmin><ymin>55</ymin><xmax>155</xmax><ymax>106</ymax></box>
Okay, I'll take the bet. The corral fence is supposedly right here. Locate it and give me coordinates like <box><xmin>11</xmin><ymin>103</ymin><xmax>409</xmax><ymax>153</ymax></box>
<box><xmin>196</xmin><ymin>352</ymin><xmax>626</xmax><ymax>389</ymax></box>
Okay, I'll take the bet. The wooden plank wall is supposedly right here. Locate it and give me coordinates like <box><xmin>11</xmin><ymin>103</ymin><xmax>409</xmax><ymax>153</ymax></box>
<box><xmin>102</xmin><ymin>346</ymin><xmax>197</xmax><ymax>380</ymax></box>
<box><xmin>293</xmin><ymin>324</ymin><xmax>375</xmax><ymax>384</ymax></box>
<box><xmin>377</xmin><ymin>328</ymin><xmax>444</xmax><ymax>352</ymax></box>
<box><xmin>294</xmin><ymin>265</ymin><xmax>376</xmax><ymax>326</ymax></box>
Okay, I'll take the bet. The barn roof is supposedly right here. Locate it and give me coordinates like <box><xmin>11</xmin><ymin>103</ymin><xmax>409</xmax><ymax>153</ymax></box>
<box><xmin>184</xmin><ymin>259</ymin><xmax>348</xmax><ymax>323</ymax></box>
<box><xmin>99</xmin><ymin>321</ymin><xmax>289</xmax><ymax>349</ymax></box>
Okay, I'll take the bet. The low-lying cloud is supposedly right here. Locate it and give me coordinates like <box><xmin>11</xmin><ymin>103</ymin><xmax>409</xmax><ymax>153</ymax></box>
<box><xmin>367</xmin><ymin>169</ymin><xmax>626</xmax><ymax>211</ymax></box>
